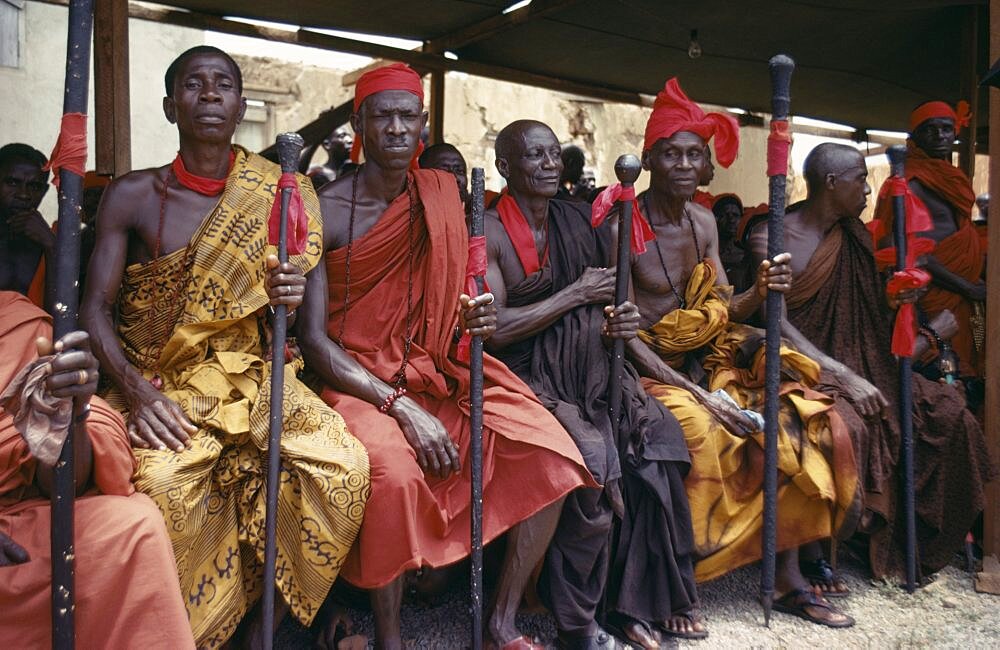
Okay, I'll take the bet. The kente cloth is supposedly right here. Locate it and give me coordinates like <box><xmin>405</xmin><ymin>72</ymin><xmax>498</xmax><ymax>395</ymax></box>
<box><xmin>644</xmin><ymin>78</ymin><xmax>739</xmax><ymax>167</ymax></box>
<box><xmin>494</xmin><ymin>198</ymin><xmax>697</xmax><ymax>624</ymax></box>
<box><xmin>637</xmin><ymin>261</ymin><xmax>860</xmax><ymax>583</ymax></box>
<box><xmin>872</xmin><ymin>141</ymin><xmax>983</xmax><ymax>375</ymax></box>
<box><xmin>322</xmin><ymin>169</ymin><xmax>591</xmax><ymax>589</ymax></box>
<box><xmin>785</xmin><ymin>217</ymin><xmax>996</xmax><ymax>578</ymax></box>
<box><xmin>692</xmin><ymin>190</ymin><xmax>715</xmax><ymax>210</ymax></box>
<box><xmin>0</xmin><ymin>291</ymin><xmax>194</xmax><ymax>650</ymax></box>
<box><xmin>101</xmin><ymin>147</ymin><xmax>370</xmax><ymax>647</ymax></box>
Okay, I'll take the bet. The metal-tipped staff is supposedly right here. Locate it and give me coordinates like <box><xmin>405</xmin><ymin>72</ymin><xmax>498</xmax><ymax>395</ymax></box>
<box><xmin>51</xmin><ymin>1</ymin><xmax>96</xmax><ymax>647</ymax></box>
<box><xmin>261</xmin><ymin>132</ymin><xmax>305</xmax><ymax>649</ymax></box>
<box><xmin>607</xmin><ymin>155</ymin><xmax>642</xmax><ymax>445</ymax></box>
<box><xmin>469</xmin><ymin>167</ymin><xmax>487</xmax><ymax>650</ymax></box>
<box><xmin>886</xmin><ymin>143</ymin><xmax>918</xmax><ymax>593</ymax></box>
<box><xmin>761</xmin><ymin>53</ymin><xmax>795</xmax><ymax>627</ymax></box>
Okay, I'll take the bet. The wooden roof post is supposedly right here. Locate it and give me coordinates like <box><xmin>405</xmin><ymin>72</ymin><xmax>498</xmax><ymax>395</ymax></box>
<box><xmin>430</xmin><ymin>69</ymin><xmax>445</xmax><ymax>146</ymax></box>
<box><xmin>94</xmin><ymin>0</ymin><xmax>131</xmax><ymax>176</ymax></box>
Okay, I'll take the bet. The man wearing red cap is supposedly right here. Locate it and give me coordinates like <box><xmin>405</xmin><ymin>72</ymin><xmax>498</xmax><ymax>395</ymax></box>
<box><xmin>872</xmin><ymin>100</ymin><xmax>984</xmax><ymax>377</ymax></box>
<box><xmin>299</xmin><ymin>63</ymin><xmax>593</xmax><ymax>650</ymax></box>
<box><xmin>626</xmin><ymin>79</ymin><xmax>859</xmax><ymax>628</ymax></box>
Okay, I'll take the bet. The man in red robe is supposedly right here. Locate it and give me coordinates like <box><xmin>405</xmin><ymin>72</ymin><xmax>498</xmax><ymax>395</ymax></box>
<box><xmin>0</xmin><ymin>291</ymin><xmax>193</xmax><ymax>649</ymax></box>
<box><xmin>872</xmin><ymin>101</ymin><xmax>984</xmax><ymax>376</ymax></box>
<box><xmin>298</xmin><ymin>63</ymin><xmax>593</xmax><ymax>650</ymax></box>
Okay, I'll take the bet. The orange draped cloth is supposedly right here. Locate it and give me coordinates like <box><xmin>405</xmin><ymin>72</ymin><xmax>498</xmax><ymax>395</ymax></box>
<box><xmin>322</xmin><ymin>170</ymin><xmax>592</xmax><ymax>589</ymax></box>
<box><xmin>0</xmin><ymin>292</ymin><xmax>193</xmax><ymax>649</ymax></box>
<box><xmin>873</xmin><ymin>142</ymin><xmax>983</xmax><ymax>374</ymax></box>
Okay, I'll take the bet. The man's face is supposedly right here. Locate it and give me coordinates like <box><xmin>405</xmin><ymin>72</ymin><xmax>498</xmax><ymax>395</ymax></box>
<box><xmin>911</xmin><ymin>117</ymin><xmax>956</xmax><ymax>160</ymax></box>
<box><xmin>423</xmin><ymin>149</ymin><xmax>469</xmax><ymax>205</ymax></box>
<box><xmin>700</xmin><ymin>147</ymin><xmax>715</xmax><ymax>185</ymax></box>
<box><xmin>499</xmin><ymin>124</ymin><xmax>563</xmax><ymax>199</ymax></box>
<box><xmin>829</xmin><ymin>154</ymin><xmax>871</xmax><ymax>218</ymax></box>
<box><xmin>352</xmin><ymin>90</ymin><xmax>427</xmax><ymax>171</ymax></box>
<box><xmin>576</xmin><ymin>170</ymin><xmax>596</xmax><ymax>192</ymax></box>
<box><xmin>716</xmin><ymin>201</ymin><xmax>742</xmax><ymax>240</ymax></box>
<box><xmin>643</xmin><ymin>131</ymin><xmax>706</xmax><ymax>200</ymax></box>
<box><xmin>0</xmin><ymin>160</ymin><xmax>48</xmax><ymax>220</ymax></box>
<box><xmin>324</xmin><ymin>127</ymin><xmax>353</xmax><ymax>160</ymax></box>
<box><xmin>163</xmin><ymin>53</ymin><xmax>246</xmax><ymax>144</ymax></box>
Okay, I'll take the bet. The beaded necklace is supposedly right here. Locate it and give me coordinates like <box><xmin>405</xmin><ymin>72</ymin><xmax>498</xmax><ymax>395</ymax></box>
<box><xmin>642</xmin><ymin>193</ymin><xmax>701</xmax><ymax>310</ymax></box>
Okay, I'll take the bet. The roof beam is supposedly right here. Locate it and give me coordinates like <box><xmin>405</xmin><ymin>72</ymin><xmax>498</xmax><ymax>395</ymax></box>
<box><xmin>423</xmin><ymin>0</ymin><xmax>581</xmax><ymax>54</ymax></box>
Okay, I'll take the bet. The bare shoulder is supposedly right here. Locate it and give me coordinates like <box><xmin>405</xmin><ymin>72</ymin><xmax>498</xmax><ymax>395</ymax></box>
<box><xmin>687</xmin><ymin>200</ymin><xmax>719</xmax><ymax>243</ymax></box>
<box><xmin>96</xmin><ymin>166</ymin><xmax>166</xmax><ymax>229</ymax></box>
<box><xmin>317</xmin><ymin>173</ymin><xmax>357</xmax><ymax>247</ymax></box>
<box><xmin>483</xmin><ymin>209</ymin><xmax>510</xmax><ymax>256</ymax></box>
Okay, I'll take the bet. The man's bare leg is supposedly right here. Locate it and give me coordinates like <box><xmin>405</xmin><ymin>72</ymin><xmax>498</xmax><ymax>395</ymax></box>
<box><xmin>487</xmin><ymin>497</ymin><xmax>565</xmax><ymax>645</ymax></box>
<box><xmin>799</xmin><ymin>541</ymin><xmax>849</xmax><ymax>596</ymax></box>
<box><xmin>772</xmin><ymin>547</ymin><xmax>853</xmax><ymax>627</ymax></box>
<box><xmin>371</xmin><ymin>576</ymin><xmax>405</xmax><ymax>650</ymax></box>
<box><xmin>246</xmin><ymin>588</ymin><xmax>290</xmax><ymax>650</ymax></box>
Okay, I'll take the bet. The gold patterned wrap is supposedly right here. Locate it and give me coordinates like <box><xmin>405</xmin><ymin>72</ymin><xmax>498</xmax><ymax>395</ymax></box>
<box><xmin>639</xmin><ymin>260</ymin><xmax>860</xmax><ymax>582</ymax></box>
<box><xmin>102</xmin><ymin>147</ymin><xmax>370</xmax><ymax>648</ymax></box>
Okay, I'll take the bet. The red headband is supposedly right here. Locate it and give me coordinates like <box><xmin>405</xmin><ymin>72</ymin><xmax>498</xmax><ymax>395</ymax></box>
<box><xmin>909</xmin><ymin>100</ymin><xmax>971</xmax><ymax>133</ymax></box>
<box><xmin>351</xmin><ymin>63</ymin><xmax>425</xmax><ymax>164</ymax></box>
<box><xmin>643</xmin><ymin>78</ymin><xmax>740</xmax><ymax>168</ymax></box>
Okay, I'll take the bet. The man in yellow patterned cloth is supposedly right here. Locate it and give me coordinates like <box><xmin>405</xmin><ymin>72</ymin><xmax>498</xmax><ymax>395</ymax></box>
<box><xmin>81</xmin><ymin>46</ymin><xmax>370</xmax><ymax>648</ymax></box>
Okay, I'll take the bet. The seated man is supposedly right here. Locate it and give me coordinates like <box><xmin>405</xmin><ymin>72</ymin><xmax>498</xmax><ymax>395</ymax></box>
<box><xmin>0</xmin><ymin>144</ymin><xmax>52</xmax><ymax>297</ymax></box>
<box><xmin>80</xmin><ymin>46</ymin><xmax>370</xmax><ymax>647</ymax></box>
<box><xmin>626</xmin><ymin>78</ymin><xmax>859</xmax><ymax>629</ymax></box>
<box><xmin>298</xmin><ymin>63</ymin><xmax>592</xmax><ymax>650</ymax></box>
<box><xmin>712</xmin><ymin>193</ymin><xmax>751</xmax><ymax>293</ymax></box>
<box><xmin>418</xmin><ymin>142</ymin><xmax>470</xmax><ymax>215</ymax></box>
<box><xmin>748</xmin><ymin>142</ymin><xmax>996</xmax><ymax>580</ymax></box>
<box><xmin>0</xmin><ymin>290</ymin><xmax>193</xmax><ymax>649</ymax></box>
<box><xmin>873</xmin><ymin>101</ymin><xmax>984</xmax><ymax>377</ymax></box>
<box><xmin>485</xmin><ymin>118</ymin><xmax>700</xmax><ymax>648</ymax></box>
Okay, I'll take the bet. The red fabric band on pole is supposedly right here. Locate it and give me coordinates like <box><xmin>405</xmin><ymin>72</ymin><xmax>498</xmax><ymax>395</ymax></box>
<box><xmin>43</xmin><ymin>113</ymin><xmax>88</xmax><ymax>189</ymax></box>
<box><xmin>591</xmin><ymin>183</ymin><xmax>655</xmax><ymax>255</ymax></box>
<box><xmin>885</xmin><ymin>268</ymin><xmax>932</xmax><ymax>357</ymax></box>
<box><xmin>268</xmin><ymin>172</ymin><xmax>309</xmax><ymax>255</ymax></box>
<box><xmin>457</xmin><ymin>235</ymin><xmax>491</xmax><ymax>362</ymax></box>
<box><xmin>766</xmin><ymin>120</ymin><xmax>792</xmax><ymax>177</ymax></box>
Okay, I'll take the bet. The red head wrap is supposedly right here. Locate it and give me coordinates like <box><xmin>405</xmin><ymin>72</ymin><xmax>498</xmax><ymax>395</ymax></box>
<box><xmin>351</xmin><ymin>63</ymin><xmax>425</xmax><ymax>165</ymax></box>
<box><xmin>643</xmin><ymin>78</ymin><xmax>740</xmax><ymax>168</ymax></box>
<box><xmin>908</xmin><ymin>100</ymin><xmax>971</xmax><ymax>133</ymax></box>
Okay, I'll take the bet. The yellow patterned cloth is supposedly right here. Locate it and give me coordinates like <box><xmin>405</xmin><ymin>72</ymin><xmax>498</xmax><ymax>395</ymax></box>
<box><xmin>102</xmin><ymin>147</ymin><xmax>370</xmax><ymax>648</ymax></box>
<box><xmin>639</xmin><ymin>260</ymin><xmax>860</xmax><ymax>583</ymax></box>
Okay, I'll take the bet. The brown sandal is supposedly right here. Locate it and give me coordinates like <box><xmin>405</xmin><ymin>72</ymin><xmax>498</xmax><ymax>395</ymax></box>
<box><xmin>773</xmin><ymin>587</ymin><xmax>855</xmax><ymax>628</ymax></box>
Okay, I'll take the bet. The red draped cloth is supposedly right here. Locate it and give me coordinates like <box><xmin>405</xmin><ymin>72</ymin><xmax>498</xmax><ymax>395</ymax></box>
<box><xmin>321</xmin><ymin>170</ymin><xmax>593</xmax><ymax>588</ymax></box>
<box><xmin>692</xmin><ymin>190</ymin><xmax>715</xmax><ymax>210</ymax></box>
<box><xmin>873</xmin><ymin>142</ymin><xmax>983</xmax><ymax>374</ymax></box>
<box><xmin>0</xmin><ymin>292</ymin><xmax>193</xmax><ymax>649</ymax></box>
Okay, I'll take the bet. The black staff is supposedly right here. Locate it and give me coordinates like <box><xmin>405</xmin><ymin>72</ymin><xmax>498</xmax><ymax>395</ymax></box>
<box><xmin>607</xmin><ymin>155</ymin><xmax>642</xmax><ymax>444</ymax></box>
<box><xmin>469</xmin><ymin>167</ymin><xmax>487</xmax><ymax>650</ymax></box>
<box><xmin>261</xmin><ymin>132</ymin><xmax>305</xmax><ymax>649</ymax></box>
<box><xmin>886</xmin><ymin>144</ymin><xmax>918</xmax><ymax>593</ymax></box>
<box><xmin>761</xmin><ymin>53</ymin><xmax>795</xmax><ymax>627</ymax></box>
<box><xmin>51</xmin><ymin>1</ymin><xmax>95</xmax><ymax>647</ymax></box>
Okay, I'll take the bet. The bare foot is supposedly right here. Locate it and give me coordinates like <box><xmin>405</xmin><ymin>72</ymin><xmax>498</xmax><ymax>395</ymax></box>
<box><xmin>312</xmin><ymin>598</ymin><xmax>367</xmax><ymax>650</ymax></box>
<box><xmin>659</xmin><ymin>610</ymin><xmax>707</xmax><ymax>640</ymax></box>
<box><xmin>618</xmin><ymin>618</ymin><xmax>664</xmax><ymax>649</ymax></box>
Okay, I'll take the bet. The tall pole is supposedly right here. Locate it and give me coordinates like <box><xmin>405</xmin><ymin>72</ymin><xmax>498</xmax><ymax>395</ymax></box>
<box><xmin>51</xmin><ymin>1</ymin><xmax>95</xmax><ymax>647</ymax></box>
<box><xmin>607</xmin><ymin>155</ymin><xmax>641</xmax><ymax>447</ymax></box>
<box><xmin>261</xmin><ymin>132</ymin><xmax>305</xmax><ymax>649</ymax></box>
<box><xmin>761</xmin><ymin>53</ymin><xmax>794</xmax><ymax>627</ymax></box>
<box><xmin>886</xmin><ymin>144</ymin><xmax>918</xmax><ymax>593</ymax></box>
<box><xmin>468</xmin><ymin>167</ymin><xmax>487</xmax><ymax>650</ymax></box>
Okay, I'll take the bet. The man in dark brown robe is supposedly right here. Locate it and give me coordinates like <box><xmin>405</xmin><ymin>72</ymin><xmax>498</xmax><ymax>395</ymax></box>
<box><xmin>485</xmin><ymin>119</ymin><xmax>699</xmax><ymax>649</ymax></box>
<box><xmin>747</xmin><ymin>142</ymin><xmax>996</xmax><ymax>579</ymax></box>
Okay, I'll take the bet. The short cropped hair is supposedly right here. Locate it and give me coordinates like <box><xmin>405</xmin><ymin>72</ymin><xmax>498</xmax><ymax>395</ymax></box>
<box><xmin>164</xmin><ymin>45</ymin><xmax>243</xmax><ymax>98</ymax></box>
<box><xmin>0</xmin><ymin>142</ymin><xmax>47</xmax><ymax>171</ymax></box>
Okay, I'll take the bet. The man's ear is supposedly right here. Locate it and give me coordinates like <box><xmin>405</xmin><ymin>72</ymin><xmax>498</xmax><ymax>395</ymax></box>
<box><xmin>641</xmin><ymin>149</ymin><xmax>651</xmax><ymax>171</ymax></box>
<box><xmin>236</xmin><ymin>97</ymin><xmax>247</xmax><ymax>125</ymax></box>
<box><xmin>163</xmin><ymin>97</ymin><xmax>176</xmax><ymax>124</ymax></box>
<box><xmin>420</xmin><ymin>110</ymin><xmax>429</xmax><ymax>132</ymax></box>
<box><xmin>349</xmin><ymin>112</ymin><xmax>363</xmax><ymax>145</ymax></box>
<box><xmin>495</xmin><ymin>156</ymin><xmax>510</xmax><ymax>179</ymax></box>
<box><xmin>825</xmin><ymin>173</ymin><xmax>837</xmax><ymax>191</ymax></box>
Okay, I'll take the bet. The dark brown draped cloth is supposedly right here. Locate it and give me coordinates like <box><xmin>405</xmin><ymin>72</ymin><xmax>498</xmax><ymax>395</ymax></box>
<box><xmin>495</xmin><ymin>199</ymin><xmax>697</xmax><ymax>629</ymax></box>
<box><xmin>786</xmin><ymin>216</ymin><xmax>996</xmax><ymax>577</ymax></box>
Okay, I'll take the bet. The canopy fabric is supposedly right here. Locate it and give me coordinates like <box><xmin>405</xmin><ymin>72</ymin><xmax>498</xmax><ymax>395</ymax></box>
<box><xmin>162</xmin><ymin>0</ymin><xmax>985</xmax><ymax>132</ymax></box>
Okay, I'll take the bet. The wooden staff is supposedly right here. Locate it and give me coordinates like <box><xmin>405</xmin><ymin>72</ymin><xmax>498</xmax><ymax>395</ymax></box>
<box><xmin>886</xmin><ymin>143</ymin><xmax>918</xmax><ymax>593</ymax></box>
<box><xmin>607</xmin><ymin>155</ymin><xmax>642</xmax><ymax>444</ymax></box>
<box><xmin>469</xmin><ymin>167</ymin><xmax>486</xmax><ymax>650</ymax></box>
<box><xmin>51</xmin><ymin>1</ymin><xmax>95</xmax><ymax>647</ymax></box>
<box><xmin>261</xmin><ymin>132</ymin><xmax>305</xmax><ymax>649</ymax></box>
<box><xmin>761</xmin><ymin>53</ymin><xmax>795</xmax><ymax>627</ymax></box>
